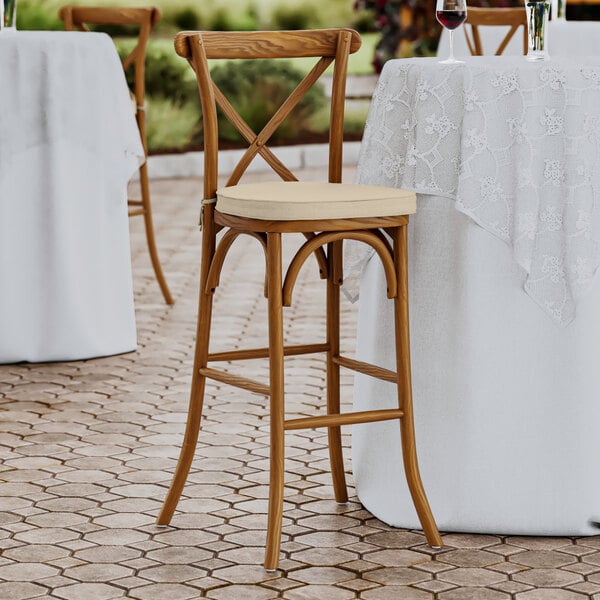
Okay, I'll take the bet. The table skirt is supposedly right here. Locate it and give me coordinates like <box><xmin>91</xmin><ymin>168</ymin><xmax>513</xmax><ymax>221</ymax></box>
<box><xmin>0</xmin><ymin>141</ymin><xmax>137</xmax><ymax>363</ymax></box>
<box><xmin>353</xmin><ymin>194</ymin><xmax>600</xmax><ymax>536</ymax></box>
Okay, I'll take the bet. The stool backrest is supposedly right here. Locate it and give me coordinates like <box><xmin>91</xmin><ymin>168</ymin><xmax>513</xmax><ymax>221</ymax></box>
<box><xmin>464</xmin><ymin>7</ymin><xmax>527</xmax><ymax>56</ymax></box>
<box><xmin>58</xmin><ymin>6</ymin><xmax>160</xmax><ymax>154</ymax></box>
<box><xmin>174</xmin><ymin>29</ymin><xmax>362</xmax><ymax>201</ymax></box>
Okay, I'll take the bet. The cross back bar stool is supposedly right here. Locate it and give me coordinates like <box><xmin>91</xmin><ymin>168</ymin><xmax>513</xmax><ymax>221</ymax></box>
<box><xmin>59</xmin><ymin>5</ymin><xmax>174</xmax><ymax>305</ymax></box>
<box><xmin>464</xmin><ymin>7</ymin><xmax>528</xmax><ymax>56</ymax></box>
<box><xmin>157</xmin><ymin>28</ymin><xmax>442</xmax><ymax>571</ymax></box>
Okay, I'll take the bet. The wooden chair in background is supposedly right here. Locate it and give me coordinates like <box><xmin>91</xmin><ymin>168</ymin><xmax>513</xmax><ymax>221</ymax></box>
<box><xmin>59</xmin><ymin>6</ymin><xmax>174</xmax><ymax>305</ymax></box>
<box><xmin>156</xmin><ymin>28</ymin><xmax>442</xmax><ymax>571</ymax></box>
<box><xmin>464</xmin><ymin>7</ymin><xmax>528</xmax><ymax>55</ymax></box>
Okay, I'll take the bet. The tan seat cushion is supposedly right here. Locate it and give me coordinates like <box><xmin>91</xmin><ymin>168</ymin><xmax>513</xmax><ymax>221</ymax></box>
<box><xmin>216</xmin><ymin>181</ymin><xmax>416</xmax><ymax>221</ymax></box>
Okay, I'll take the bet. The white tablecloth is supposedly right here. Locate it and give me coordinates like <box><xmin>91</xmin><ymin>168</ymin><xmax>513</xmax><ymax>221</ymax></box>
<box><xmin>0</xmin><ymin>31</ymin><xmax>144</xmax><ymax>363</ymax></box>
<box><xmin>438</xmin><ymin>19</ymin><xmax>600</xmax><ymax>59</ymax></box>
<box><xmin>351</xmin><ymin>56</ymin><xmax>600</xmax><ymax>536</ymax></box>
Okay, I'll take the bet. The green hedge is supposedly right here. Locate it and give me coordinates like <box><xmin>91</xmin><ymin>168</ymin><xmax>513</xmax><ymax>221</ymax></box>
<box><xmin>115</xmin><ymin>39</ymin><xmax>198</xmax><ymax>106</ymax></box>
<box><xmin>146</xmin><ymin>97</ymin><xmax>200</xmax><ymax>152</ymax></box>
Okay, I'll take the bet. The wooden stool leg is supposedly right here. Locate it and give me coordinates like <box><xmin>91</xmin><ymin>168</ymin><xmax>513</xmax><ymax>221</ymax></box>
<box><xmin>139</xmin><ymin>161</ymin><xmax>174</xmax><ymax>305</ymax></box>
<box><xmin>264</xmin><ymin>233</ymin><xmax>286</xmax><ymax>571</ymax></box>
<box><xmin>157</xmin><ymin>278</ymin><xmax>213</xmax><ymax>524</ymax></box>
<box><xmin>326</xmin><ymin>240</ymin><xmax>348</xmax><ymax>503</ymax></box>
<box><xmin>393</xmin><ymin>225</ymin><xmax>443</xmax><ymax>548</ymax></box>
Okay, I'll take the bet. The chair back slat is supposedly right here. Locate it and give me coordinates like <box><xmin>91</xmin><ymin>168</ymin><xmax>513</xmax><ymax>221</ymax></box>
<box><xmin>175</xmin><ymin>29</ymin><xmax>361</xmax><ymax>60</ymax></box>
<box><xmin>59</xmin><ymin>6</ymin><xmax>160</xmax><ymax>27</ymax></box>
<box><xmin>177</xmin><ymin>29</ymin><xmax>361</xmax><ymax>200</ymax></box>
<box><xmin>464</xmin><ymin>7</ymin><xmax>527</xmax><ymax>56</ymax></box>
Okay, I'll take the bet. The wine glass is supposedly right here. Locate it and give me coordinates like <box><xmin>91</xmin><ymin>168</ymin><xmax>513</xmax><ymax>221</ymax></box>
<box><xmin>436</xmin><ymin>0</ymin><xmax>467</xmax><ymax>64</ymax></box>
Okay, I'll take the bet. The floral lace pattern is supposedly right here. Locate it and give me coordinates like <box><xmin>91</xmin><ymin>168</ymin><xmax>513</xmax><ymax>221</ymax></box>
<box><xmin>352</xmin><ymin>56</ymin><xmax>600</xmax><ymax>326</ymax></box>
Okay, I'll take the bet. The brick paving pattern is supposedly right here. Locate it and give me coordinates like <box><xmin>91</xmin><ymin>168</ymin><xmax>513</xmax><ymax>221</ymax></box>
<box><xmin>1</xmin><ymin>172</ymin><xmax>600</xmax><ymax>599</ymax></box>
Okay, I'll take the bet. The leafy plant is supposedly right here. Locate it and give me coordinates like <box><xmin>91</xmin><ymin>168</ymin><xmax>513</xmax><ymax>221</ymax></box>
<box><xmin>271</xmin><ymin>5</ymin><xmax>317</xmax><ymax>30</ymax></box>
<box><xmin>210</xmin><ymin>6</ymin><xmax>259</xmax><ymax>31</ymax></box>
<box><xmin>173</xmin><ymin>6</ymin><xmax>203</xmax><ymax>30</ymax></box>
<box><xmin>146</xmin><ymin>97</ymin><xmax>200</xmax><ymax>152</ymax></box>
<box><xmin>16</xmin><ymin>0</ymin><xmax>63</xmax><ymax>30</ymax></box>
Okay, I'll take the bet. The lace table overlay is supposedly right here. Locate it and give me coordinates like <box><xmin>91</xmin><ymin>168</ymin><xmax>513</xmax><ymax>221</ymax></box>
<box><xmin>351</xmin><ymin>56</ymin><xmax>600</xmax><ymax>326</ymax></box>
<box><xmin>0</xmin><ymin>31</ymin><xmax>144</xmax><ymax>362</ymax></box>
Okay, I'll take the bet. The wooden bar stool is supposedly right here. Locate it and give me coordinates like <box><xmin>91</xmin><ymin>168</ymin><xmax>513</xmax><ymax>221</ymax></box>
<box><xmin>464</xmin><ymin>7</ymin><xmax>528</xmax><ymax>55</ymax></box>
<box><xmin>157</xmin><ymin>28</ymin><xmax>442</xmax><ymax>571</ymax></box>
<box><xmin>59</xmin><ymin>5</ymin><xmax>174</xmax><ymax>305</ymax></box>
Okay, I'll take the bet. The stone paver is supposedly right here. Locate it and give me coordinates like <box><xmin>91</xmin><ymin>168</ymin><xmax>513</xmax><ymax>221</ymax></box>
<box><xmin>1</xmin><ymin>169</ymin><xmax>600</xmax><ymax>598</ymax></box>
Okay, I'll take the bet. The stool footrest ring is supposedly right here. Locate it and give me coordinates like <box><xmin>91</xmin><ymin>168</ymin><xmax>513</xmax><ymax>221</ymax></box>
<box><xmin>199</xmin><ymin>367</ymin><xmax>269</xmax><ymax>396</ymax></box>
<box><xmin>334</xmin><ymin>355</ymin><xmax>398</xmax><ymax>383</ymax></box>
<box><xmin>284</xmin><ymin>409</ymin><xmax>404</xmax><ymax>430</ymax></box>
<box><xmin>208</xmin><ymin>342</ymin><xmax>329</xmax><ymax>362</ymax></box>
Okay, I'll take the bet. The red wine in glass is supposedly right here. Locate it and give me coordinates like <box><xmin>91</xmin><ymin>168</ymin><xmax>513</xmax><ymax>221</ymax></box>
<box><xmin>436</xmin><ymin>10</ymin><xmax>467</xmax><ymax>30</ymax></box>
<box><xmin>436</xmin><ymin>0</ymin><xmax>467</xmax><ymax>64</ymax></box>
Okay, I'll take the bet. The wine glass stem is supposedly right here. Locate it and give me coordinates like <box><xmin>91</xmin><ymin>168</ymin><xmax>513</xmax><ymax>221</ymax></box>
<box><xmin>448</xmin><ymin>29</ymin><xmax>455</xmax><ymax>62</ymax></box>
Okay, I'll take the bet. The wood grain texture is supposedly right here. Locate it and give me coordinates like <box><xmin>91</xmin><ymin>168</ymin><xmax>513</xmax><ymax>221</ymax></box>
<box><xmin>208</xmin><ymin>343</ymin><xmax>330</xmax><ymax>362</ymax></box>
<box><xmin>284</xmin><ymin>409</ymin><xmax>405</xmax><ymax>431</ymax></box>
<box><xmin>333</xmin><ymin>355</ymin><xmax>398</xmax><ymax>383</ymax></box>
<box><xmin>215</xmin><ymin>211</ymin><xmax>409</xmax><ymax>233</ymax></box>
<box><xmin>326</xmin><ymin>240</ymin><xmax>347</xmax><ymax>503</ymax></box>
<box><xmin>282</xmin><ymin>230</ymin><xmax>398</xmax><ymax>307</ymax></box>
<box><xmin>175</xmin><ymin>29</ymin><xmax>361</xmax><ymax>60</ymax></box>
<box><xmin>199</xmin><ymin>367</ymin><xmax>270</xmax><ymax>396</ymax></box>
<box><xmin>329</xmin><ymin>31</ymin><xmax>351</xmax><ymax>184</ymax></box>
<box><xmin>392</xmin><ymin>225</ymin><xmax>443</xmax><ymax>549</ymax></box>
<box><xmin>205</xmin><ymin>229</ymin><xmax>267</xmax><ymax>295</ymax></box>
<box><xmin>265</xmin><ymin>233</ymin><xmax>285</xmax><ymax>571</ymax></box>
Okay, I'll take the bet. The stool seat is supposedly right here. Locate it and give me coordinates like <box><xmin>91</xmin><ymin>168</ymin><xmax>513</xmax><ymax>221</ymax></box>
<box><xmin>217</xmin><ymin>181</ymin><xmax>417</xmax><ymax>221</ymax></box>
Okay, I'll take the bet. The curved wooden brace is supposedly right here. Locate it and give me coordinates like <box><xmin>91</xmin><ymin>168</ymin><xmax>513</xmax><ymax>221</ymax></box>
<box><xmin>302</xmin><ymin>232</ymin><xmax>329</xmax><ymax>280</ymax></box>
<box><xmin>283</xmin><ymin>230</ymin><xmax>398</xmax><ymax>307</ymax></box>
<box><xmin>374</xmin><ymin>228</ymin><xmax>396</xmax><ymax>256</ymax></box>
<box><xmin>206</xmin><ymin>229</ymin><xmax>268</xmax><ymax>296</ymax></box>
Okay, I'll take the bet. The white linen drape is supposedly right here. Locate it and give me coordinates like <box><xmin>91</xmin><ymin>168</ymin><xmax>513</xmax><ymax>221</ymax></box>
<box><xmin>0</xmin><ymin>32</ymin><xmax>144</xmax><ymax>362</ymax></box>
<box><xmin>353</xmin><ymin>194</ymin><xmax>600</xmax><ymax>536</ymax></box>
<box><xmin>350</xmin><ymin>55</ymin><xmax>600</xmax><ymax>535</ymax></box>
